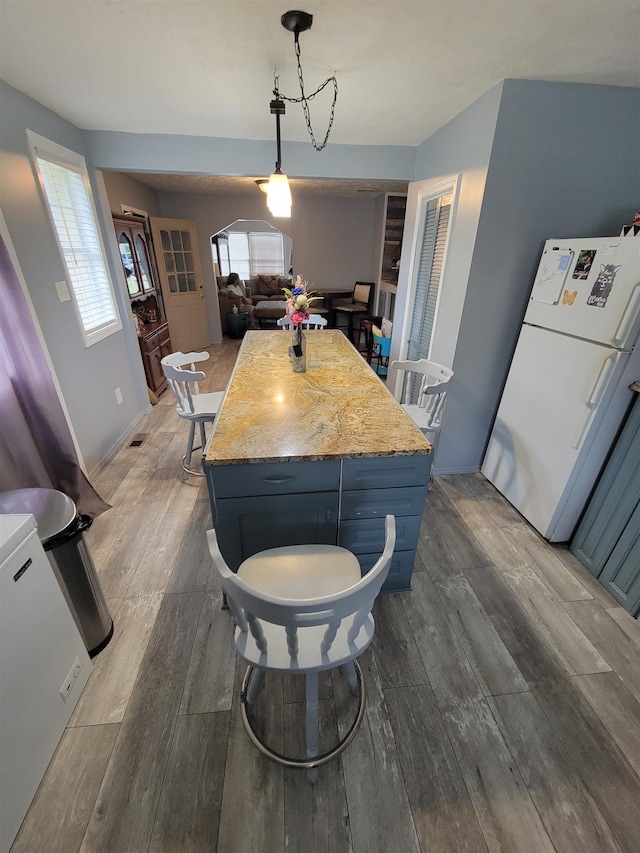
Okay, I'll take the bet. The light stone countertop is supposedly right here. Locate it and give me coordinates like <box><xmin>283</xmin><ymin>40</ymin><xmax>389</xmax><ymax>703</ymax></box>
<box><xmin>205</xmin><ymin>330</ymin><xmax>431</xmax><ymax>465</ymax></box>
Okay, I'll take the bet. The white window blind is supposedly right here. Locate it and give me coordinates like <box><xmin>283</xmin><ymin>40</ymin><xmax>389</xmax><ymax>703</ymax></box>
<box><xmin>28</xmin><ymin>132</ymin><xmax>122</xmax><ymax>346</ymax></box>
<box><xmin>226</xmin><ymin>230</ymin><xmax>285</xmax><ymax>279</ymax></box>
<box><xmin>406</xmin><ymin>195</ymin><xmax>452</xmax><ymax>401</ymax></box>
<box><xmin>249</xmin><ymin>232</ymin><xmax>284</xmax><ymax>275</ymax></box>
<box><xmin>227</xmin><ymin>232</ymin><xmax>251</xmax><ymax>280</ymax></box>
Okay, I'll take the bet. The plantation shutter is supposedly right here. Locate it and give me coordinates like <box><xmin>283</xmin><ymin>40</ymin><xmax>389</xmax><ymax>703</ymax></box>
<box><xmin>33</xmin><ymin>141</ymin><xmax>121</xmax><ymax>346</ymax></box>
<box><xmin>405</xmin><ymin>195</ymin><xmax>452</xmax><ymax>401</ymax></box>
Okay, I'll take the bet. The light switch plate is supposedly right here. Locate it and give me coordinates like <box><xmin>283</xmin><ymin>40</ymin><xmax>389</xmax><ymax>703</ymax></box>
<box><xmin>55</xmin><ymin>280</ymin><xmax>71</xmax><ymax>302</ymax></box>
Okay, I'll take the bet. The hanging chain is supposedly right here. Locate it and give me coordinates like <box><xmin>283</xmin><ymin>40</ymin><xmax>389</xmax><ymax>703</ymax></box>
<box><xmin>278</xmin><ymin>34</ymin><xmax>338</xmax><ymax>152</ymax></box>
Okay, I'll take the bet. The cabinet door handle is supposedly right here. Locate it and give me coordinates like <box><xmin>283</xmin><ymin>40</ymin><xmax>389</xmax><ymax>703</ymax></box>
<box><xmin>262</xmin><ymin>476</ymin><xmax>294</xmax><ymax>485</ymax></box>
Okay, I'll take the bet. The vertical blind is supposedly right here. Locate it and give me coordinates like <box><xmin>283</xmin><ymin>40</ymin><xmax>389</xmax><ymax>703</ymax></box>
<box><xmin>36</xmin><ymin>153</ymin><xmax>121</xmax><ymax>346</ymax></box>
<box><xmin>405</xmin><ymin>195</ymin><xmax>452</xmax><ymax>401</ymax></box>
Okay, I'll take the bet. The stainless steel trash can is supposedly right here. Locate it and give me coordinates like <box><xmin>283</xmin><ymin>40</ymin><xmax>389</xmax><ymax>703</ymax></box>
<box><xmin>0</xmin><ymin>488</ymin><xmax>113</xmax><ymax>656</ymax></box>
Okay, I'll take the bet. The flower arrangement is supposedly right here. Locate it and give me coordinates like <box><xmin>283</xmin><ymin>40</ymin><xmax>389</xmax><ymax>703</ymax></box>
<box><xmin>282</xmin><ymin>275</ymin><xmax>320</xmax><ymax>326</ymax></box>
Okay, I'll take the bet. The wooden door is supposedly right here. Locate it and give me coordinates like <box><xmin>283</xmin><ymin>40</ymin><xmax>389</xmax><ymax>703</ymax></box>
<box><xmin>150</xmin><ymin>217</ymin><xmax>209</xmax><ymax>352</ymax></box>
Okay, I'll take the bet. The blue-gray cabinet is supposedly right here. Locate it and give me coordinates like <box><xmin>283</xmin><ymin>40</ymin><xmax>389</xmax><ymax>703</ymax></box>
<box><xmin>339</xmin><ymin>456</ymin><xmax>430</xmax><ymax>591</ymax></box>
<box><xmin>570</xmin><ymin>391</ymin><xmax>640</xmax><ymax>616</ymax></box>
<box><xmin>207</xmin><ymin>454</ymin><xmax>431</xmax><ymax>593</ymax></box>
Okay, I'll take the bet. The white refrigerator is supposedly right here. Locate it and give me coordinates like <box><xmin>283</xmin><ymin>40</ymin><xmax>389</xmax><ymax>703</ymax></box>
<box><xmin>482</xmin><ymin>236</ymin><xmax>640</xmax><ymax>542</ymax></box>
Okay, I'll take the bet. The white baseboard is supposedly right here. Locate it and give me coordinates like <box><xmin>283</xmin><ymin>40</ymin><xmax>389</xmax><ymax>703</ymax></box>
<box><xmin>432</xmin><ymin>464</ymin><xmax>482</xmax><ymax>476</ymax></box>
<box><xmin>88</xmin><ymin>411</ymin><xmax>148</xmax><ymax>479</ymax></box>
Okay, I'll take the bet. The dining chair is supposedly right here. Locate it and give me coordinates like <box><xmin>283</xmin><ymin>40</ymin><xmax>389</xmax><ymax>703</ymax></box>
<box><xmin>160</xmin><ymin>351</ymin><xmax>225</xmax><ymax>476</ymax></box>
<box><xmin>390</xmin><ymin>358</ymin><xmax>454</xmax><ymax>468</ymax></box>
<box><xmin>207</xmin><ymin>514</ymin><xmax>396</xmax><ymax>783</ymax></box>
<box><xmin>276</xmin><ymin>314</ymin><xmax>328</xmax><ymax>330</ymax></box>
<box><xmin>331</xmin><ymin>282</ymin><xmax>375</xmax><ymax>343</ymax></box>
<box><xmin>371</xmin><ymin>332</ymin><xmax>392</xmax><ymax>376</ymax></box>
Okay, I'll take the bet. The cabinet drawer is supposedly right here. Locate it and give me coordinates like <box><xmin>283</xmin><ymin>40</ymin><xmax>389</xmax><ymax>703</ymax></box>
<box><xmin>342</xmin><ymin>455</ymin><xmax>431</xmax><ymax>490</ymax></box>
<box><xmin>211</xmin><ymin>460</ymin><xmax>340</xmax><ymax>498</ymax></box>
<box><xmin>141</xmin><ymin>331</ymin><xmax>160</xmax><ymax>352</ymax></box>
<box><xmin>341</xmin><ymin>485</ymin><xmax>427</xmax><ymax>520</ymax></box>
<box><xmin>357</xmin><ymin>549</ymin><xmax>415</xmax><ymax>592</ymax></box>
<box><xmin>339</xmin><ymin>515</ymin><xmax>422</xmax><ymax>555</ymax></box>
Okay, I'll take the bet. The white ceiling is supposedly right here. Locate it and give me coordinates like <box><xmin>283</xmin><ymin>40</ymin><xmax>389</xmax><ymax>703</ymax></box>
<box><xmin>1</xmin><ymin>0</ymin><xmax>639</xmax><ymax>149</ymax></box>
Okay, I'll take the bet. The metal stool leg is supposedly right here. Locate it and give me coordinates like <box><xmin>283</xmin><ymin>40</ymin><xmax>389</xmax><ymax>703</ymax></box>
<box><xmin>240</xmin><ymin>661</ymin><xmax>366</xmax><ymax>779</ymax></box>
<box><xmin>181</xmin><ymin>420</ymin><xmax>207</xmax><ymax>476</ymax></box>
<box><xmin>305</xmin><ymin>672</ymin><xmax>320</xmax><ymax>784</ymax></box>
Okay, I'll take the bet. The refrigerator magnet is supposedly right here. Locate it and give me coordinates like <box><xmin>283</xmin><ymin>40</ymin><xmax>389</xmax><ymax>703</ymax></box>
<box><xmin>587</xmin><ymin>264</ymin><xmax>622</xmax><ymax>309</ymax></box>
<box><xmin>531</xmin><ymin>248</ymin><xmax>574</xmax><ymax>305</ymax></box>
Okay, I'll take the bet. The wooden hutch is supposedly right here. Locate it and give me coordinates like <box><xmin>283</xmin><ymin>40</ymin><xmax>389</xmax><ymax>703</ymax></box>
<box><xmin>112</xmin><ymin>214</ymin><xmax>172</xmax><ymax>396</ymax></box>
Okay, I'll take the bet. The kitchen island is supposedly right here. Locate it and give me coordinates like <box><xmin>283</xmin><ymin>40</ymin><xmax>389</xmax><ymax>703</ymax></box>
<box><xmin>204</xmin><ymin>330</ymin><xmax>431</xmax><ymax>591</ymax></box>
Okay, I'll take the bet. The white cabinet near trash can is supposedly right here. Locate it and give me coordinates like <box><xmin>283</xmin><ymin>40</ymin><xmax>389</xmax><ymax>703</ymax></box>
<box><xmin>0</xmin><ymin>488</ymin><xmax>113</xmax><ymax>656</ymax></box>
<box><xmin>0</xmin><ymin>514</ymin><xmax>92</xmax><ymax>853</ymax></box>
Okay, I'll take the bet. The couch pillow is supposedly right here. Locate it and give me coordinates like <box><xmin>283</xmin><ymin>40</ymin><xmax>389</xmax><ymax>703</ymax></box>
<box><xmin>255</xmin><ymin>274</ymin><xmax>281</xmax><ymax>296</ymax></box>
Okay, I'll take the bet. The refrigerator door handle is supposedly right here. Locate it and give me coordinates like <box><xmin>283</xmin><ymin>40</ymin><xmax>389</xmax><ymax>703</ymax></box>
<box><xmin>571</xmin><ymin>350</ymin><xmax>619</xmax><ymax>449</ymax></box>
<box><xmin>611</xmin><ymin>281</ymin><xmax>640</xmax><ymax>347</ymax></box>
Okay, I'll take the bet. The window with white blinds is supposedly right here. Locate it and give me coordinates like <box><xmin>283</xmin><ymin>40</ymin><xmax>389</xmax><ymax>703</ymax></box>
<box><xmin>27</xmin><ymin>132</ymin><xmax>122</xmax><ymax>347</ymax></box>
<box><xmin>249</xmin><ymin>232</ymin><xmax>284</xmax><ymax>275</ymax></box>
<box><xmin>227</xmin><ymin>232</ymin><xmax>251</xmax><ymax>280</ymax></box>
<box><xmin>225</xmin><ymin>230</ymin><xmax>285</xmax><ymax>279</ymax></box>
<box><xmin>405</xmin><ymin>194</ymin><xmax>452</xmax><ymax>401</ymax></box>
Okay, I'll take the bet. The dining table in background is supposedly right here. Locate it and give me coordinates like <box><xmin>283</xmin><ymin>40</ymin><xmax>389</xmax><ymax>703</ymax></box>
<box><xmin>313</xmin><ymin>289</ymin><xmax>354</xmax><ymax>325</ymax></box>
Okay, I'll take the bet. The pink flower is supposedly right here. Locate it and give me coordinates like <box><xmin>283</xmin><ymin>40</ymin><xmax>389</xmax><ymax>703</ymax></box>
<box><xmin>290</xmin><ymin>309</ymin><xmax>308</xmax><ymax>325</ymax></box>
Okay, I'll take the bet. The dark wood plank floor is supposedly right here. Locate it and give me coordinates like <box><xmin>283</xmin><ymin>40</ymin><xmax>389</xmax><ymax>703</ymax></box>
<box><xmin>11</xmin><ymin>337</ymin><xmax>640</xmax><ymax>852</ymax></box>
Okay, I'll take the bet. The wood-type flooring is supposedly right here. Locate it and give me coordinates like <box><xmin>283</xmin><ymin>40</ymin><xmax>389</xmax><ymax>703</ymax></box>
<box><xmin>12</xmin><ymin>338</ymin><xmax>640</xmax><ymax>852</ymax></box>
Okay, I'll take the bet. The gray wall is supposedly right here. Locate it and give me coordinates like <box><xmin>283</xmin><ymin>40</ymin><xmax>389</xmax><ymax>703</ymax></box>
<box><xmin>114</xmin><ymin>186</ymin><xmax>380</xmax><ymax>344</ymax></box>
<box><xmin>102</xmin><ymin>171</ymin><xmax>162</xmax><ymax>217</ymax></box>
<box><xmin>0</xmin><ymin>81</ymin><xmax>145</xmax><ymax>475</ymax></box>
<box><xmin>444</xmin><ymin>80</ymin><xmax>640</xmax><ymax>472</ymax></box>
<box><xmin>391</xmin><ymin>83</ymin><xmax>502</xmax><ymax>473</ymax></box>
<box><xmin>87</xmin><ymin>131</ymin><xmax>416</xmax><ymax>183</ymax></box>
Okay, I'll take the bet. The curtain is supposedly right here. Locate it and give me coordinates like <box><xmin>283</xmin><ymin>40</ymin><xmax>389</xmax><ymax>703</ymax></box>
<box><xmin>0</xmin><ymin>234</ymin><xmax>110</xmax><ymax>518</ymax></box>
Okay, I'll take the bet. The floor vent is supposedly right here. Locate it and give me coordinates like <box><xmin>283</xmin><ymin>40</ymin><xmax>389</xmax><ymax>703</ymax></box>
<box><xmin>129</xmin><ymin>433</ymin><xmax>149</xmax><ymax>447</ymax></box>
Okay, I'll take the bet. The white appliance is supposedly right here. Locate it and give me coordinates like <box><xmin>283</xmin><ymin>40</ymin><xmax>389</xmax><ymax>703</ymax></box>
<box><xmin>482</xmin><ymin>236</ymin><xmax>640</xmax><ymax>542</ymax></box>
<box><xmin>0</xmin><ymin>514</ymin><xmax>91</xmax><ymax>853</ymax></box>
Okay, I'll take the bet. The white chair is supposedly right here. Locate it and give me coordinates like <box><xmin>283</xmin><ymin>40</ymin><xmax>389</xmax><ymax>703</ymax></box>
<box><xmin>390</xmin><ymin>358</ymin><xmax>454</xmax><ymax>466</ymax></box>
<box><xmin>276</xmin><ymin>314</ymin><xmax>328</xmax><ymax>330</ymax></box>
<box><xmin>160</xmin><ymin>351</ymin><xmax>225</xmax><ymax>476</ymax></box>
<box><xmin>207</xmin><ymin>515</ymin><xmax>396</xmax><ymax>783</ymax></box>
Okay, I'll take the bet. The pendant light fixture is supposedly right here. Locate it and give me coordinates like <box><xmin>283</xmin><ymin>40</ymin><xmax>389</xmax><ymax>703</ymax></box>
<box><xmin>261</xmin><ymin>10</ymin><xmax>339</xmax><ymax>218</ymax></box>
<box><xmin>266</xmin><ymin>86</ymin><xmax>292</xmax><ymax>218</ymax></box>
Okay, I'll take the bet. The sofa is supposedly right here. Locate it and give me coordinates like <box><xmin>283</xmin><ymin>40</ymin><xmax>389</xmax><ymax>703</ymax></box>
<box><xmin>217</xmin><ymin>275</ymin><xmax>292</xmax><ymax>332</ymax></box>
<box><xmin>245</xmin><ymin>274</ymin><xmax>291</xmax><ymax>305</ymax></box>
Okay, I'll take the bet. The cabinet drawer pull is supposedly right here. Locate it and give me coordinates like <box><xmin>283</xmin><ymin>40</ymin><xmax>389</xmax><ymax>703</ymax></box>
<box><xmin>262</xmin><ymin>476</ymin><xmax>295</xmax><ymax>485</ymax></box>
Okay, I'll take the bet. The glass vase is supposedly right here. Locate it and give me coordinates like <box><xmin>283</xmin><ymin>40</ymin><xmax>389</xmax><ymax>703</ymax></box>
<box><xmin>290</xmin><ymin>326</ymin><xmax>307</xmax><ymax>373</ymax></box>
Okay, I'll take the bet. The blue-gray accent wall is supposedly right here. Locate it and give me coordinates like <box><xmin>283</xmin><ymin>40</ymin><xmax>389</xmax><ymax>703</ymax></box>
<box><xmin>446</xmin><ymin>80</ymin><xmax>640</xmax><ymax>472</ymax></box>
<box><xmin>0</xmin><ymin>81</ymin><xmax>147</xmax><ymax>475</ymax></box>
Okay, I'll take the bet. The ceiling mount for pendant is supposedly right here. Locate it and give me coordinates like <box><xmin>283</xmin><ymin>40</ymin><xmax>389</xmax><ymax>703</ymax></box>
<box><xmin>281</xmin><ymin>10</ymin><xmax>313</xmax><ymax>35</ymax></box>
